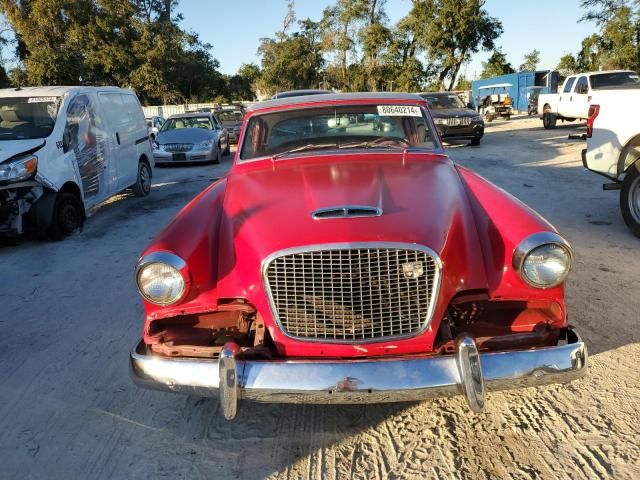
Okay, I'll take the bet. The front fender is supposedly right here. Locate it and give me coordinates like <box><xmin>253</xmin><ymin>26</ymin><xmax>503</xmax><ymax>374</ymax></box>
<box><xmin>456</xmin><ymin>166</ymin><xmax>567</xmax><ymax>323</ymax></box>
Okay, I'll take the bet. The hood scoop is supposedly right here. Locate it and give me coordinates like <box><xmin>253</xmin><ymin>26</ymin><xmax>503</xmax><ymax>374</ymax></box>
<box><xmin>312</xmin><ymin>205</ymin><xmax>382</xmax><ymax>220</ymax></box>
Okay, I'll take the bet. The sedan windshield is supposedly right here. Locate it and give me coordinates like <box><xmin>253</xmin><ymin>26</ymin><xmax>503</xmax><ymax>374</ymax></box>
<box><xmin>590</xmin><ymin>72</ymin><xmax>640</xmax><ymax>90</ymax></box>
<box><xmin>0</xmin><ymin>96</ymin><xmax>60</xmax><ymax>140</ymax></box>
<box><xmin>422</xmin><ymin>94</ymin><xmax>466</xmax><ymax>110</ymax></box>
<box><xmin>239</xmin><ymin>104</ymin><xmax>438</xmax><ymax>161</ymax></box>
<box><xmin>161</xmin><ymin>116</ymin><xmax>213</xmax><ymax>131</ymax></box>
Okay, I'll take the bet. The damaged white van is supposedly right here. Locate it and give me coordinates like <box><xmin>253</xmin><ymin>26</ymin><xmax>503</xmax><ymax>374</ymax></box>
<box><xmin>0</xmin><ymin>86</ymin><xmax>153</xmax><ymax>240</ymax></box>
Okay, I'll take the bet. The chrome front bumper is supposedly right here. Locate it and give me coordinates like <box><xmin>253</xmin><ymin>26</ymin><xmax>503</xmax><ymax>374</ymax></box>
<box><xmin>130</xmin><ymin>328</ymin><xmax>587</xmax><ymax>420</ymax></box>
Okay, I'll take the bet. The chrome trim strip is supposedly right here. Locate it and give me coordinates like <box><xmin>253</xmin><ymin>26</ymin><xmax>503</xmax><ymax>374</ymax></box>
<box><xmin>260</xmin><ymin>242</ymin><xmax>443</xmax><ymax>344</ymax></box>
<box><xmin>129</xmin><ymin>328</ymin><xmax>587</xmax><ymax>408</ymax></box>
<box><xmin>311</xmin><ymin>205</ymin><xmax>383</xmax><ymax>220</ymax></box>
<box><xmin>135</xmin><ymin>251</ymin><xmax>191</xmax><ymax>306</ymax></box>
<box><xmin>512</xmin><ymin>231</ymin><xmax>573</xmax><ymax>289</ymax></box>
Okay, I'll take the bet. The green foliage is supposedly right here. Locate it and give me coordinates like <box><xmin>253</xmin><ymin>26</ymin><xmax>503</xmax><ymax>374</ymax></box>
<box><xmin>576</xmin><ymin>1</ymin><xmax>640</xmax><ymax>72</ymax></box>
<box><xmin>519</xmin><ymin>49</ymin><xmax>540</xmax><ymax>72</ymax></box>
<box><xmin>556</xmin><ymin>54</ymin><xmax>579</xmax><ymax>77</ymax></box>
<box><xmin>480</xmin><ymin>49</ymin><xmax>514</xmax><ymax>79</ymax></box>
<box><xmin>0</xmin><ymin>0</ymin><xmax>223</xmax><ymax>104</ymax></box>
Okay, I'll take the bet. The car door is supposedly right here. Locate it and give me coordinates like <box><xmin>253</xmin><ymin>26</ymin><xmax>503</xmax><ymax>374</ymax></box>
<box><xmin>62</xmin><ymin>92</ymin><xmax>116</xmax><ymax>205</ymax></box>
<box><xmin>569</xmin><ymin>76</ymin><xmax>590</xmax><ymax>119</ymax></box>
<box><xmin>558</xmin><ymin>76</ymin><xmax>576</xmax><ymax>117</ymax></box>
<box><xmin>97</xmin><ymin>92</ymin><xmax>137</xmax><ymax>189</ymax></box>
<box><xmin>212</xmin><ymin>113</ymin><xmax>228</xmax><ymax>149</ymax></box>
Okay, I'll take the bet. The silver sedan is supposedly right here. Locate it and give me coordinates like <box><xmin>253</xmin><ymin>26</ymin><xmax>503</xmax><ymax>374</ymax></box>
<box><xmin>153</xmin><ymin>113</ymin><xmax>229</xmax><ymax>165</ymax></box>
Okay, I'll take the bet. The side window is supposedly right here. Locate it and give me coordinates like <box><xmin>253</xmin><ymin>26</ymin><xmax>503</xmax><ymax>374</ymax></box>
<box><xmin>121</xmin><ymin>94</ymin><xmax>145</xmax><ymax>129</ymax></box>
<box><xmin>64</xmin><ymin>94</ymin><xmax>107</xmax><ymax>198</ymax></box>
<box><xmin>574</xmin><ymin>77</ymin><xmax>588</xmax><ymax>95</ymax></box>
<box><xmin>563</xmin><ymin>77</ymin><xmax>576</xmax><ymax>93</ymax></box>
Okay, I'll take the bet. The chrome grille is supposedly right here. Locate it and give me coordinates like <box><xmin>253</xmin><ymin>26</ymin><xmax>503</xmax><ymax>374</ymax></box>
<box><xmin>445</xmin><ymin>117</ymin><xmax>471</xmax><ymax>127</ymax></box>
<box><xmin>263</xmin><ymin>244</ymin><xmax>440</xmax><ymax>343</ymax></box>
<box><xmin>163</xmin><ymin>143</ymin><xmax>193</xmax><ymax>152</ymax></box>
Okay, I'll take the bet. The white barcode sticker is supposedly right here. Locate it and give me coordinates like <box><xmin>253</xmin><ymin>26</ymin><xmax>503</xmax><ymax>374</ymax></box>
<box><xmin>28</xmin><ymin>96</ymin><xmax>57</xmax><ymax>103</ymax></box>
<box><xmin>377</xmin><ymin>105</ymin><xmax>422</xmax><ymax>117</ymax></box>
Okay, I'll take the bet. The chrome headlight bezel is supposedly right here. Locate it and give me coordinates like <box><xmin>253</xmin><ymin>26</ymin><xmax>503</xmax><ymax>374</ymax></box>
<box><xmin>0</xmin><ymin>155</ymin><xmax>38</xmax><ymax>184</ymax></box>
<box><xmin>135</xmin><ymin>251</ymin><xmax>191</xmax><ymax>306</ymax></box>
<box><xmin>512</xmin><ymin>232</ymin><xmax>573</xmax><ymax>289</ymax></box>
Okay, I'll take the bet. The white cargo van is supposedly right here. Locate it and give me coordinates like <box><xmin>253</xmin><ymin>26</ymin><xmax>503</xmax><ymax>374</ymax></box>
<box><xmin>0</xmin><ymin>86</ymin><xmax>153</xmax><ymax>240</ymax></box>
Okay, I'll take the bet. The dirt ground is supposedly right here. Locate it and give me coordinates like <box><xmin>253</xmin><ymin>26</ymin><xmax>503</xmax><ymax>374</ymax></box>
<box><xmin>1</xmin><ymin>116</ymin><xmax>639</xmax><ymax>480</ymax></box>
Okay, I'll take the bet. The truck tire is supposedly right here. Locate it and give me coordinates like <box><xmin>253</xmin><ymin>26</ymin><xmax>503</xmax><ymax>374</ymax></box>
<box><xmin>620</xmin><ymin>162</ymin><xmax>640</xmax><ymax>237</ymax></box>
<box><xmin>543</xmin><ymin>112</ymin><xmax>557</xmax><ymax>129</ymax></box>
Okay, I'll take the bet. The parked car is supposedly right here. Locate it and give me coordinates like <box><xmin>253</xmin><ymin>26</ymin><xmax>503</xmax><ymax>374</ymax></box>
<box><xmin>583</xmin><ymin>91</ymin><xmax>640</xmax><ymax>236</ymax></box>
<box><xmin>538</xmin><ymin>70</ymin><xmax>640</xmax><ymax>129</ymax></box>
<box><xmin>477</xmin><ymin>83</ymin><xmax>513</xmax><ymax>122</ymax></box>
<box><xmin>214</xmin><ymin>107</ymin><xmax>244</xmax><ymax>144</ymax></box>
<box><xmin>145</xmin><ymin>115</ymin><xmax>165</xmax><ymax>140</ymax></box>
<box><xmin>130</xmin><ymin>92</ymin><xmax>587</xmax><ymax>420</ymax></box>
<box><xmin>271</xmin><ymin>89</ymin><xmax>332</xmax><ymax>99</ymax></box>
<box><xmin>152</xmin><ymin>112</ymin><xmax>229</xmax><ymax>165</ymax></box>
<box><xmin>0</xmin><ymin>86</ymin><xmax>153</xmax><ymax>240</ymax></box>
<box><xmin>420</xmin><ymin>91</ymin><xmax>484</xmax><ymax>145</ymax></box>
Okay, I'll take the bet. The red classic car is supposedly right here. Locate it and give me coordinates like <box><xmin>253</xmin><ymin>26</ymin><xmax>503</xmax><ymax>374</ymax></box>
<box><xmin>130</xmin><ymin>93</ymin><xmax>587</xmax><ymax>420</ymax></box>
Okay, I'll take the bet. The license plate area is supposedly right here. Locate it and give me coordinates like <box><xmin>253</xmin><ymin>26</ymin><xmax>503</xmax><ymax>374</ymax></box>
<box><xmin>173</xmin><ymin>153</ymin><xmax>187</xmax><ymax>161</ymax></box>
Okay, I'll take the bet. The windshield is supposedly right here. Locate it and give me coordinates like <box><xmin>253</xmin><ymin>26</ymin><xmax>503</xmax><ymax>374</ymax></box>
<box><xmin>0</xmin><ymin>96</ymin><xmax>60</xmax><ymax>140</ymax></box>
<box><xmin>216</xmin><ymin>111</ymin><xmax>243</xmax><ymax>122</ymax></box>
<box><xmin>239</xmin><ymin>104</ymin><xmax>438</xmax><ymax>161</ymax></box>
<box><xmin>422</xmin><ymin>94</ymin><xmax>466</xmax><ymax>109</ymax></box>
<box><xmin>160</xmin><ymin>116</ymin><xmax>213</xmax><ymax>131</ymax></box>
<box><xmin>590</xmin><ymin>72</ymin><xmax>640</xmax><ymax>90</ymax></box>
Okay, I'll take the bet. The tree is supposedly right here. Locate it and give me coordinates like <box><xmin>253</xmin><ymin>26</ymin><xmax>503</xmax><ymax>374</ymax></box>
<box><xmin>519</xmin><ymin>49</ymin><xmax>540</xmax><ymax>72</ymax></box>
<box><xmin>417</xmin><ymin>0</ymin><xmax>503</xmax><ymax>90</ymax></box>
<box><xmin>480</xmin><ymin>48</ymin><xmax>514</xmax><ymax>79</ymax></box>
<box><xmin>556</xmin><ymin>54</ymin><xmax>579</xmax><ymax>77</ymax></box>
<box><xmin>455</xmin><ymin>76</ymin><xmax>472</xmax><ymax>90</ymax></box>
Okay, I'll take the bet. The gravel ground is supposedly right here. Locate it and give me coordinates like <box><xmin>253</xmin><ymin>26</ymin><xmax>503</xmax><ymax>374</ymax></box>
<box><xmin>1</xmin><ymin>117</ymin><xmax>638</xmax><ymax>479</ymax></box>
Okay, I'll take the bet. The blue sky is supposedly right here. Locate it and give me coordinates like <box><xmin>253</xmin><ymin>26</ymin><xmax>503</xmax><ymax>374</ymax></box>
<box><xmin>178</xmin><ymin>0</ymin><xmax>597</xmax><ymax>79</ymax></box>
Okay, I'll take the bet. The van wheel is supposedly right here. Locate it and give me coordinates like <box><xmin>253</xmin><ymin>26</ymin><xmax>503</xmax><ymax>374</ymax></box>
<box><xmin>133</xmin><ymin>161</ymin><xmax>152</xmax><ymax>197</ymax></box>
<box><xmin>34</xmin><ymin>192</ymin><xmax>83</xmax><ymax>241</ymax></box>
<box><xmin>620</xmin><ymin>163</ymin><xmax>640</xmax><ymax>237</ymax></box>
<box><xmin>543</xmin><ymin>112</ymin><xmax>556</xmax><ymax>129</ymax></box>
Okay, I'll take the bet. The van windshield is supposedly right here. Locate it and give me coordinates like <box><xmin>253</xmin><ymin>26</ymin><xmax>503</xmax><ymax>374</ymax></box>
<box><xmin>0</xmin><ymin>96</ymin><xmax>60</xmax><ymax>140</ymax></box>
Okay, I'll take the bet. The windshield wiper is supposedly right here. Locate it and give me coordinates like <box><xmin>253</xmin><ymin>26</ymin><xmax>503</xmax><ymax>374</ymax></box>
<box><xmin>338</xmin><ymin>137</ymin><xmax>412</xmax><ymax>150</ymax></box>
<box><xmin>272</xmin><ymin>143</ymin><xmax>338</xmax><ymax>160</ymax></box>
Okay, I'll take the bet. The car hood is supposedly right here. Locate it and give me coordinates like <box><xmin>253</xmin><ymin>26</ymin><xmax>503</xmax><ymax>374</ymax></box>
<box><xmin>0</xmin><ymin>139</ymin><xmax>46</xmax><ymax>163</ymax></box>
<box><xmin>156</xmin><ymin>128</ymin><xmax>215</xmax><ymax>144</ymax></box>
<box><xmin>430</xmin><ymin>108</ymin><xmax>478</xmax><ymax>118</ymax></box>
<box><xmin>215</xmin><ymin>153</ymin><xmax>489</xmax><ymax>301</ymax></box>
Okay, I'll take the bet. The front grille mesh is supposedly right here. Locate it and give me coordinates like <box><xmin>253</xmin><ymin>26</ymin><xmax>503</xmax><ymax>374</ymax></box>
<box><xmin>265</xmin><ymin>246</ymin><xmax>438</xmax><ymax>342</ymax></box>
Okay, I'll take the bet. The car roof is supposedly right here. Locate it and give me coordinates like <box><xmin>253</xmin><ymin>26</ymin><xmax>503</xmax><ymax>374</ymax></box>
<box><xmin>0</xmin><ymin>86</ymin><xmax>132</xmax><ymax>98</ymax></box>
<box><xmin>271</xmin><ymin>89</ymin><xmax>333</xmax><ymax>99</ymax></box>
<box><xmin>248</xmin><ymin>92</ymin><xmax>425</xmax><ymax>112</ymax></box>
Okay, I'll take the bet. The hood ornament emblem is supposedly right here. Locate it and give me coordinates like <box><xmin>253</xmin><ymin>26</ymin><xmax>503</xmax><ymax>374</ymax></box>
<box><xmin>402</xmin><ymin>261</ymin><xmax>424</xmax><ymax>279</ymax></box>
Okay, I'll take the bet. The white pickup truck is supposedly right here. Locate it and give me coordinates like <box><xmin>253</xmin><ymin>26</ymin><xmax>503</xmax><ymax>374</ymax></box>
<box><xmin>583</xmin><ymin>89</ymin><xmax>640</xmax><ymax>236</ymax></box>
<box><xmin>538</xmin><ymin>70</ymin><xmax>640</xmax><ymax>129</ymax></box>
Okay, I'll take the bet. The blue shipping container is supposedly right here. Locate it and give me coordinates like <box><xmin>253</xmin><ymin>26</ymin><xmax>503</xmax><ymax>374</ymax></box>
<box><xmin>471</xmin><ymin>71</ymin><xmax>552</xmax><ymax>112</ymax></box>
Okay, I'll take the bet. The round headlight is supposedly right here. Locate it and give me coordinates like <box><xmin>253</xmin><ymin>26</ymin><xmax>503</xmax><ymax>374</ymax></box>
<box><xmin>513</xmin><ymin>232</ymin><xmax>572</xmax><ymax>288</ymax></box>
<box><xmin>136</xmin><ymin>252</ymin><xmax>189</xmax><ymax>305</ymax></box>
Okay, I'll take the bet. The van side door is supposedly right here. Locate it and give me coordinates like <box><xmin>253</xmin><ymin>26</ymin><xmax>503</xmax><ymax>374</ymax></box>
<box><xmin>61</xmin><ymin>92</ymin><xmax>116</xmax><ymax>205</ymax></box>
<box><xmin>97</xmin><ymin>92</ymin><xmax>137</xmax><ymax>189</ymax></box>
